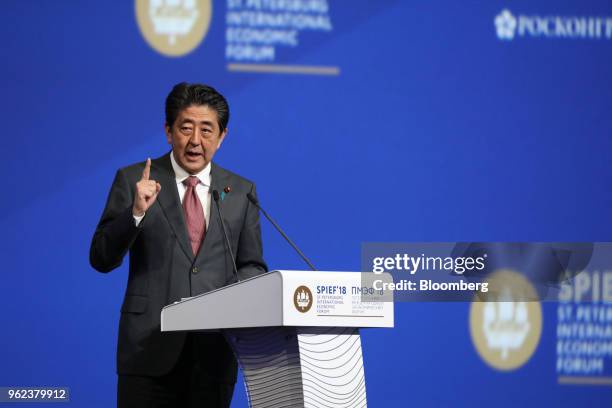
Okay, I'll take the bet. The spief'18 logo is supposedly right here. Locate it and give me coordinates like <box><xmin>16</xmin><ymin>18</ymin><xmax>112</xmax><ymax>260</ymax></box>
<box><xmin>294</xmin><ymin>286</ymin><xmax>313</xmax><ymax>313</ymax></box>
<box><xmin>135</xmin><ymin>0</ymin><xmax>212</xmax><ymax>57</ymax></box>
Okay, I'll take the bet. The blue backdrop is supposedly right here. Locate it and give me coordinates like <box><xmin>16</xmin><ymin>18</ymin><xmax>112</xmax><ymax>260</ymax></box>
<box><xmin>1</xmin><ymin>0</ymin><xmax>612</xmax><ymax>406</ymax></box>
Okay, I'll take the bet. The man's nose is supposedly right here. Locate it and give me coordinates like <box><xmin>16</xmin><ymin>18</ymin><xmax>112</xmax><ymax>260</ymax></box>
<box><xmin>189</xmin><ymin>132</ymin><xmax>201</xmax><ymax>146</ymax></box>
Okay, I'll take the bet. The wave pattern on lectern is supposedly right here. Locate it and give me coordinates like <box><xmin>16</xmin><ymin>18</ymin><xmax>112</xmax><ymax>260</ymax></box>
<box><xmin>298</xmin><ymin>327</ymin><xmax>367</xmax><ymax>408</ymax></box>
<box><xmin>225</xmin><ymin>327</ymin><xmax>367</xmax><ymax>407</ymax></box>
<box><xmin>226</xmin><ymin>327</ymin><xmax>306</xmax><ymax>407</ymax></box>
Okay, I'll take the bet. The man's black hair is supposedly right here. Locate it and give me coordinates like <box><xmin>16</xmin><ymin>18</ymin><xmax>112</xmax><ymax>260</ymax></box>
<box><xmin>165</xmin><ymin>82</ymin><xmax>230</xmax><ymax>132</ymax></box>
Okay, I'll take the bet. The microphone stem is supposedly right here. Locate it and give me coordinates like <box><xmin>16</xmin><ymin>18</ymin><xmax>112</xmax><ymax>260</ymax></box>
<box><xmin>256</xmin><ymin>204</ymin><xmax>317</xmax><ymax>271</ymax></box>
<box><xmin>213</xmin><ymin>193</ymin><xmax>239</xmax><ymax>282</ymax></box>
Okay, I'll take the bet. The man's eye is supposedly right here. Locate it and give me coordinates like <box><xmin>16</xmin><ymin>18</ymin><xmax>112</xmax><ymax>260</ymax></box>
<box><xmin>181</xmin><ymin>127</ymin><xmax>192</xmax><ymax>132</ymax></box>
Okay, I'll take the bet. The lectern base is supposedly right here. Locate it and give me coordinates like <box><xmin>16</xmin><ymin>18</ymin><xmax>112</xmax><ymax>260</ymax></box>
<box><xmin>224</xmin><ymin>327</ymin><xmax>367</xmax><ymax>408</ymax></box>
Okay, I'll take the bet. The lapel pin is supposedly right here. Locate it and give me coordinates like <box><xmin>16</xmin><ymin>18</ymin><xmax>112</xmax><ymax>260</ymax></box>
<box><xmin>221</xmin><ymin>186</ymin><xmax>231</xmax><ymax>201</ymax></box>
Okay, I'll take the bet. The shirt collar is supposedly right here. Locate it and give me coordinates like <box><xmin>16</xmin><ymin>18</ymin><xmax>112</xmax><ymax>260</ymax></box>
<box><xmin>170</xmin><ymin>151</ymin><xmax>211</xmax><ymax>187</ymax></box>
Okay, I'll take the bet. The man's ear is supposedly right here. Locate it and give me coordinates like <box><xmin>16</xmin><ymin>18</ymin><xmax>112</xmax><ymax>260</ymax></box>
<box><xmin>164</xmin><ymin>122</ymin><xmax>172</xmax><ymax>145</ymax></box>
<box><xmin>217</xmin><ymin>128</ymin><xmax>228</xmax><ymax>149</ymax></box>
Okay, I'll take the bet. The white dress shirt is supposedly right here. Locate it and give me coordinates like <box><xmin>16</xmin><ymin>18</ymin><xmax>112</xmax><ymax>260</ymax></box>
<box><xmin>134</xmin><ymin>152</ymin><xmax>211</xmax><ymax>227</ymax></box>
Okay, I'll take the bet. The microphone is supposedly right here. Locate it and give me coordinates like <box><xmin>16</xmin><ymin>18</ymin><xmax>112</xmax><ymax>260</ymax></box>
<box><xmin>212</xmin><ymin>190</ymin><xmax>239</xmax><ymax>283</ymax></box>
<box><xmin>247</xmin><ymin>192</ymin><xmax>317</xmax><ymax>271</ymax></box>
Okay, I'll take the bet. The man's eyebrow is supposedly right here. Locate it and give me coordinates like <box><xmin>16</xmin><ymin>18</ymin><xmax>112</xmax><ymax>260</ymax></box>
<box><xmin>179</xmin><ymin>118</ymin><xmax>214</xmax><ymax>126</ymax></box>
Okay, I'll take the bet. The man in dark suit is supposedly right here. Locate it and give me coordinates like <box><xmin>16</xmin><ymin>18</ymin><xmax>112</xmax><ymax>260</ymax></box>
<box><xmin>90</xmin><ymin>83</ymin><xmax>267</xmax><ymax>407</ymax></box>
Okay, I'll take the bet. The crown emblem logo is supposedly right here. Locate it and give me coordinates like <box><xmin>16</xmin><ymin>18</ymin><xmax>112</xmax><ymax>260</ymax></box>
<box><xmin>149</xmin><ymin>0</ymin><xmax>199</xmax><ymax>45</ymax></box>
<box><xmin>135</xmin><ymin>0</ymin><xmax>212</xmax><ymax>57</ymax></box>
<box><xmin>483</xmin><ymin>288</ymin><xmax>530</xmax><ymax>359</ymax></box>
<box><xmin>293</xmin><ymin>286</ymin><xmax>313</xmax><ymax>313</ymax></box>
<box><xmin>470</xmin><ymin>270</ymin><xmax>542</xmax><ymax>371</ymax></box>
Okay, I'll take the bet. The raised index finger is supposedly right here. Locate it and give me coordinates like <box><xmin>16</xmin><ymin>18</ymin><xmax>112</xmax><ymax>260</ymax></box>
<box><xmin>141</xmin><ymin>158</ymin><xmax>151</xmax><ymax>180</ymax></box>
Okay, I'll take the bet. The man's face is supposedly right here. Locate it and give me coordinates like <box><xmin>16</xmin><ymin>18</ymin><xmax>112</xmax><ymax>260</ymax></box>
<box><xmin>165</xmin><ymin>105</ymin><xmax>227</xmax><ymax>174</ymax></box>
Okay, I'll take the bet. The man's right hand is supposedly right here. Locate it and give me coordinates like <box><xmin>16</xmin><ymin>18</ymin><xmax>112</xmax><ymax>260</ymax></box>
<box><xmin>132</xmin><ymin>158</ymin><xmax>161</xmax><ymax>217</ymax></box>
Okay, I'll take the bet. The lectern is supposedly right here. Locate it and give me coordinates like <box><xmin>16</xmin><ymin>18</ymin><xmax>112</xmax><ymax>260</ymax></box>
<box><xmin>161</xmin><ymin>271</ymin><xmax>394</xmax><ymax>408</ymax></box>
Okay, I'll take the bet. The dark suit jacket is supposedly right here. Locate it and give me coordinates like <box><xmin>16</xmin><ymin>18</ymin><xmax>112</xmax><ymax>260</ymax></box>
<box><xmin>90</xmin><ymin>153</ymin><xmax>267</xmax><ymax>377</ymax></box>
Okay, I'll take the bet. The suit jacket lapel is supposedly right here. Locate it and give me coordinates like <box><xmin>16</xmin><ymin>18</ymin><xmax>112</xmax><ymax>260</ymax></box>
<box><xmin>151</xmin><ymin>153</ymin><xmax>194</xmax><ymax>263</ymax></box>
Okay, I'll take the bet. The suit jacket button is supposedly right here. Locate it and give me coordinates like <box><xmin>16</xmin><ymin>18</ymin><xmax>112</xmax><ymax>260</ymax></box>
<box><xmin>191</xmin><ymin>267</ymin><xmax>199</xmax><ymax>274</ymax></box>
